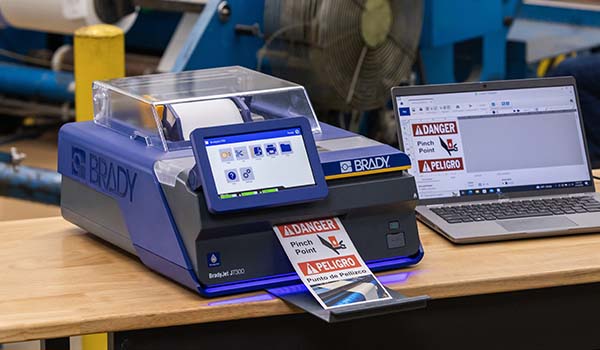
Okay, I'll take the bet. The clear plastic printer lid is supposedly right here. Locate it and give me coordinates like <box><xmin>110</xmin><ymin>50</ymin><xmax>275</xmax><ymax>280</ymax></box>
<box><xmin>92</xmin><ymin>66</ymin><xmax>321</xmax><ymax>151</ymax></box>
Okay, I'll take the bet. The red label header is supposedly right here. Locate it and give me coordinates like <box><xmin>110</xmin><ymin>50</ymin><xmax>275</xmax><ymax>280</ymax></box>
<box><xmin>418</xmin><ymin>158</ymin><xmax>464</xmax><ymax>173</ymax></box>
<box><xmin>298</xmin><ymin>255</ymin><xmax>359</xmax><ymax>275</ymax></box>
<box><xmin>412</xmin><ymin>121</ymin><xmax>458</xmax><ymax>136</ymax></box>
<box><xmin>277</xmin><ymin>218</ymin><xmax>340</xmax><ymax>238</ymax></box>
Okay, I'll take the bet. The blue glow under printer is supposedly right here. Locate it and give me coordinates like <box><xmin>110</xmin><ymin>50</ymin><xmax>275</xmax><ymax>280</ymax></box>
<box><xmin>58</xmin><ymin>67</ymin><xmax>423</xmax><ymax>297</ymax></box>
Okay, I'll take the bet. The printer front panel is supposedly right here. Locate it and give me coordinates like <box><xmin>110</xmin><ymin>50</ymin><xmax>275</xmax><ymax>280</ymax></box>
<box><xmin>167</xmin><ymin>172</ymin><xmax>422</xmax><ymax>294</ymax></box>
<box><xmin>193</xmin><ymin>207</ymin><xmax>421</xmax><ymax>291</ymax></box>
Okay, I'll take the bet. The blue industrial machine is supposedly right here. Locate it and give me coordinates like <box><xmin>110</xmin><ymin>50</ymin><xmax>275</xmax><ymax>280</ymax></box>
<box><xmin>3</xmin><ymin>0</ymin><xmax>600</xmax><ymax>111</ymax></box>
<box><xmin>508</xmin><ymin>1</ymin><xmax>600</xmax><ymax>78</ymax></box>
<box><xmin>420</xmin><ymin>0</ymin><xmax>522</xmax><ymax>83</ymax></box>
<box><xmin>57</xmin><ymin>67</ymin><xmax>423</xmax><ymax>296</ymax></box>
<box><xmin>157</xmin><ymin>0</ymin><xmax>523</xmax><ymax>92</ymax></box>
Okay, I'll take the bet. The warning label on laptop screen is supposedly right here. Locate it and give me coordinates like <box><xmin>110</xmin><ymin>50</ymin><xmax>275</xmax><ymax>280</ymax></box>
<box><xmin>396</xmin><ymin>85</ymin><xmax>592</xmax><ymax>200</ymax></box>
<box><xmin>411</xmin><ymin>121</ymin><xmax>465</xmax><ymax>175</ymax></box>
<box><xmin>273</xmin><ymin>217</ymin><xmax>391</xmax><ymax>309</ymax></box>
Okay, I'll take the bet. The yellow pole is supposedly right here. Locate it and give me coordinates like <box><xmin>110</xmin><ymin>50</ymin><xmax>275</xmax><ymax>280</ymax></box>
<box><xmin>81</xmin><ymin>334</ymin><xmax>108</xmax><ymax>350</ymax></box>
<box><xmin>74</xmin><ymin>24</ymin><xmax>125</xmax><ymax>121</ymax></box>
<box><xmin>74</xmin><ymin>24</ymin><xmax>125</xmax><ymax>350</ymax></box>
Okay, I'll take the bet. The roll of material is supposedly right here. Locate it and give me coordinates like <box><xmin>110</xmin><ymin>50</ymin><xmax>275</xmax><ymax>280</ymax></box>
<box><xmin>171</xmin><ymin>99</ymin><xmax>244</xmax><ymax>141</ymax></box>
<box><xmin>0</xmin><ymin>0</ymin><xmax>138</xmax><ymax>34</ymax></box>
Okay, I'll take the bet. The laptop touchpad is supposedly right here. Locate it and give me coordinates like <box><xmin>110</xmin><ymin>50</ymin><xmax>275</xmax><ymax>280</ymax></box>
<box><xmin>498</xmin><ymin>216</ymin><xmax>577</xmax><ymax>232</ymax></box>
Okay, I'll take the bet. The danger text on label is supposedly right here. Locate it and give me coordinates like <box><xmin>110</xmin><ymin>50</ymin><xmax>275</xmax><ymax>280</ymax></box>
<box><xmin>278</xmin><ymin>218</ymin><xmax>340</xmax><ymax>237</ymax></box>
<box><xmin>412</xmin><ymin>121</ymin><xmax>457</xmax><ymax>137</ymax></box>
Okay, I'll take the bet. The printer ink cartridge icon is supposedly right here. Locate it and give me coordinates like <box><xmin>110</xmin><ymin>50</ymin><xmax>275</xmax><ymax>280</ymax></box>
<box><xmin>71</xmin><ymin>147</ymin><xmax>86</xmax><ymax>180</ymax></box>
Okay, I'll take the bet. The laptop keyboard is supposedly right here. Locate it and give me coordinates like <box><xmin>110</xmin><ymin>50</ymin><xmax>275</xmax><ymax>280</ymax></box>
<box><xmin>431</xmin><ymin>196</ymin><xmax>600</xmax><ymax>224</ymax></box>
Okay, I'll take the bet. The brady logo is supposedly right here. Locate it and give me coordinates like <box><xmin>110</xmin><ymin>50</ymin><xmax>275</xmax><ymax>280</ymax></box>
<box><xmin>353</xmin><ymin>156</ymin><xmax>390</xmax><ymax>172</ymax></box>
<box><xmin>71</xmin><ymin>147</ymin><xmax>86</xmax><ymax>180</ymax></box>
<box><xmin>89</xmin><ymin>153</ymin><xmax>138</xmax><ymax>202</ymax></box>
<box><xmin>339</xmin><ymin>161</ymin><xmax>353</xmax><ymax>173</ymax></box>
<box><xmin>71</xmin><ymin>146</ymin><xmax>138</xmax><ymax>202</ymax></box>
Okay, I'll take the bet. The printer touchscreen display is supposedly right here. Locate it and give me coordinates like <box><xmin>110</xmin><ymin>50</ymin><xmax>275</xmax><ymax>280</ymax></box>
<box><xmin>204</xmin><ymin>128</ymin><xmax>316</xmax><ymax>199</ymax></box>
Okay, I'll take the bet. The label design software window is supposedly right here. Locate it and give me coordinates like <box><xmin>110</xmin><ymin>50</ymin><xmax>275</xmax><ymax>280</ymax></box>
<box><xmin>397</xmin><ymin>86</ymin><xmax>591</xmax><ymax>200</ymax></box>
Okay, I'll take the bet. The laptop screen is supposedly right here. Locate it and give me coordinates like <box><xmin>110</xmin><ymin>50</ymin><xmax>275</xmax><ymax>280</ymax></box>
<box><xmin>396</xmin><ymin>85</ymin><xmax>592</xmax><ymax>200</ymax></box>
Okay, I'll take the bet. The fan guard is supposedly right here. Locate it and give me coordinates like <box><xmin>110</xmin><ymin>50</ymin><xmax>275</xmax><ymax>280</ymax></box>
<box><xmin>262</xmin><ymin>0</ymin><xmax>423</xmax><ymax>111</ymax></box>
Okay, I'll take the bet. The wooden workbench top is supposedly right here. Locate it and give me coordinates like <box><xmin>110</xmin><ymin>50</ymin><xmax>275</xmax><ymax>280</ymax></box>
<box><xmin>1</xmin><ymin>216</ymin><xmax>600</xmax><ymax>343</ymax></box>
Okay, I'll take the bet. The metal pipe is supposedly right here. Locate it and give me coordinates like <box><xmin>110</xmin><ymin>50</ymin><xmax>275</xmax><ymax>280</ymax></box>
<box><xmin>0</xmin><ymin>152</ymin><xmax>11</xmax><ymax>163</ymax></box>
<box><xmin>134</xmin><ymin>0</ymin><xmax>207</xmax><ymax>13</ymax></box>
<box><xmin>0</xmin><ymin>96</ymin><xmax>74</xmax><ymax>120</ymax></box>
<box><xmin>0</xmin><ymin>62</ymin><xmax>74</xmax><ymax>102</ymax></box>
<box><xmin>0</xmin><ymin>162</ymin><xmax>61</xmax><ymax>205</ymax></box>
<box><xmin>57</xmin><ymin>46</ymin><xmax>160</xmax><ymax>76</ymax></box>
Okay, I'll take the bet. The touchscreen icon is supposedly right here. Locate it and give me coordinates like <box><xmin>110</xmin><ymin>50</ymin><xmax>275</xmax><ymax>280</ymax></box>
<box><xmin>251</xmin><ymin>145</ymin><xmax>264</xmax><ymax>158</ymax></box>
<box><xmin>240</xmin><ymin>167</ymin><xmax>255</xmax><ymax>181</ymax></box>
<box><xmin>225</xmin><ymin>169</ymin><xmax>239</xmax><ymax>183</ymax></box>
<box><xmin>234</xmin><ymin>146</ymin><xmax>249</xmax><ymax>160</ymax></box>
<box><xmin>265</xmin><ymin>143</ymin><xmax>278</xmax><ymax>156</ymax></box>
<box><xmin>280</xmin><ymin>142</ymin><xmax>293</xmax><ymax>154</ymax></box>
<box><xmin>219</xmin><ymin>148</ymin><xmax>234</xmax><ymax>162</ymax></box>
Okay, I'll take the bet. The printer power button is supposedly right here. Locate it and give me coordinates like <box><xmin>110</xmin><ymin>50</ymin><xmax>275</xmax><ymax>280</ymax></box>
<box><xmin>386</xmin><ymin>232</ymin><xmax>406</xmax><ymax>249</ymax></box>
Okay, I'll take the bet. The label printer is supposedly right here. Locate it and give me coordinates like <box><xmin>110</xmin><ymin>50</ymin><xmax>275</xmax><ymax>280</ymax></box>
<box><xmin>58</xmin><ymin>67</ymin><xmax>424</xmax><ymax>298</ymax></box>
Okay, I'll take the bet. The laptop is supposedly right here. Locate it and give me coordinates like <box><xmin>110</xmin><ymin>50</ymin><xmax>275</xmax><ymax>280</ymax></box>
<box><xmin>392</xmin><ymin>77</ymin><xmax>600</xmax><ymax>243</ymax></box>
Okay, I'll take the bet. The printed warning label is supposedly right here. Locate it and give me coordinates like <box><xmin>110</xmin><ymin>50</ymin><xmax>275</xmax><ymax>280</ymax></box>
<box><xmin>418</xmin><ymin>157</ymin><xmax>464</xmax><ymax>173</ymax></box>
<box><xmin>273</xmin><ymin>217</ymin><xmax>391</xmax><ymax>309</ymax></box>
<box><xmin>412</xmin><ymin>121</ymin><xmax>458</xmax><ymax>137</ymax></box>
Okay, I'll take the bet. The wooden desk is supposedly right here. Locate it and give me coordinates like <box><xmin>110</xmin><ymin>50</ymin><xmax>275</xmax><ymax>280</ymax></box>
<box><xmin>1</xmin><ymin>216</ymin><xmax>600</xmax><ymax>347</ymax></box>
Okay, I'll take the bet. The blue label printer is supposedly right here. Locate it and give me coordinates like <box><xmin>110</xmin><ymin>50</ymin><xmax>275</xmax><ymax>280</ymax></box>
<box><xmin>58</xmin><ymin>66</ymin><xmax>424</xmax><ymax>297</ymax></box>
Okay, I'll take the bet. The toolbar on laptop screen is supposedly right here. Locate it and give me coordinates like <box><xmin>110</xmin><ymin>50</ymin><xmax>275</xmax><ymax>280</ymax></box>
<box><xmin>396</xmin><ymin>85</ymin><xmax>592</xmax><ymax>200</ymax></box>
